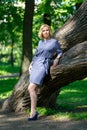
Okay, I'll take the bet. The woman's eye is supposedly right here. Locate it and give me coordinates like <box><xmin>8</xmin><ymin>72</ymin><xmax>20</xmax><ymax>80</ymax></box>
<box><xmin>43</xmin><ymin>30</ymin><xmax>49</xmax><ymax>32</ymax></box>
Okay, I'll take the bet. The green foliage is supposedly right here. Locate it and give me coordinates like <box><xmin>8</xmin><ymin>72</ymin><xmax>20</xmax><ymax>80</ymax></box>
<box><xmin>0</xmin><ymin>1</ymin><xmax>24</xmax><ymax>65</ymax></box>
<box><xmin>0</xmin><ymin>2</ymin><xmax>24</xmax><ymax>42</ymax></box>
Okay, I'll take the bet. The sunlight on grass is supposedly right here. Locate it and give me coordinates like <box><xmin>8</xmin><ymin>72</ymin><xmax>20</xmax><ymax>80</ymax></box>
<box><xmin>0</xmin><ymin>91</ymin><xmax>12</xmax><ymax>99</ymax></box>
<box><xmin>57</xmin><ymin>78</ymin><xmax>87</xmax><ymax>110</ymax></box>
<box><xmin>27</xmin><ymin>106</ymin><xmax>87</xmax><ymax>120</ymax></box>
<box><xmin>0</xmin><ymin>70</ymin><xmax>8</xmax><ymax>75</ymax></box>
<box><xmin>52</xmin><ymin>112</ymin><xmax>87</xmax><ymax>121</ymax></box>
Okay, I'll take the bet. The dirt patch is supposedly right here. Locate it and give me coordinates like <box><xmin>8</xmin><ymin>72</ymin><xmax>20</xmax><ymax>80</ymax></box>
<box><xmin>0</xmin><ymin>109</ymin><xmax>87</xmax><ymax>130</ymax></box>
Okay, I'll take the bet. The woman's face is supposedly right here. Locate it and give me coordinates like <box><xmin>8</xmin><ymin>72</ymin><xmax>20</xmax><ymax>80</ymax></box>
<box><xmin>42</xmin><ymin>26</ymin><xmax>50</xmax><ymax>39</ymax></box>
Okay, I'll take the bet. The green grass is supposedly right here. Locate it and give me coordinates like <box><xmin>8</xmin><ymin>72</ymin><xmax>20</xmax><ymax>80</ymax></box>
<box><xmin>0</xmin><ymin>78</ymin><xmax>19</xmax><ymax>99</ymax></box>
<box><xmin>0</xmin><ymin>65</ymin><xmax>20</xmax><ymax>75</ymax></box>
<box><xmin>0</xmin><ymin>65</ymin><xmax>87</xmax><ymax>120</ymax></box>
<box><xmin>27</xmin><ymin>78</ymin><xmax>87</xmax><ymax>120</ymax></box>
<box><xmin>0</xmin><ymin>65</ymin><xmax>19</xmax><ymax>99</ymax></box>
<box><xmin>58</xmin><ymin>78</ymin><xmax>87</xmax><ymax>110</ymax></box>
<box><xmin>55</xmin><ymin>78</ymin><xmax>87</xmax><ymax>120</ymax></box>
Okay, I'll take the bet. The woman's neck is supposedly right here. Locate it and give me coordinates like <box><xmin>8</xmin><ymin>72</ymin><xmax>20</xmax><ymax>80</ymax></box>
<box><xmin>44</xmin><ymin>37</ymin><xmax>51</xmax><ymax>40</ymax></box>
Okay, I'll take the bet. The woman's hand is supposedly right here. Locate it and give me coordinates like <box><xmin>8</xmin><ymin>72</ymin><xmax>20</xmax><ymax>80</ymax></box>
<box><xmin>52</xmin><ymin>58</ymin><xmax>59</xmax><ymax>67</ymax></box>
<box><xmin>29</xmin><ymin>62</ymin><xmax>33</xmax><ymax>73</ymax></box>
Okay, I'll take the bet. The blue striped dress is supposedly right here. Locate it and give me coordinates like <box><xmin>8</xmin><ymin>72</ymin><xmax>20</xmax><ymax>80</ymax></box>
<box><xmin>29</xmin><ymin>38</ymin><xmax>62</xmax><ymax>86</ymax></box>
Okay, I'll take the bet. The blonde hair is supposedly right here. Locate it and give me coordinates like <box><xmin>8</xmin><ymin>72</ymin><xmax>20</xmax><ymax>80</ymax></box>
<box><xmin>38</xmin><ymin>24</ymin><xmax>52</xmax><ymax>39</ymax></box>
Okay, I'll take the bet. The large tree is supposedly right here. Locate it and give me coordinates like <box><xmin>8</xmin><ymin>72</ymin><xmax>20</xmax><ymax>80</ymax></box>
<box><xmin>1</xmin><ymin>0</ymin><xmax>87</xmax><ymax>112</ymax></box>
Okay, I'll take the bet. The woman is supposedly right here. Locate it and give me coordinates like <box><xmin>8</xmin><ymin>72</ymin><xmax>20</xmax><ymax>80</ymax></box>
<box><xmin>28</xmin><ymin>24</ymin><xmax>62</xmax><ymax>120</ymax></box>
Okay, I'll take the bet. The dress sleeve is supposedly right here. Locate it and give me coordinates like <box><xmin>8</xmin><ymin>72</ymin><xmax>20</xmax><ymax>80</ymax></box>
<box><xmin>32</xmin><ymin>40</ymin><xmax>41</xmax><ymax>62</ymax></box>
<box><xmin>55</xmin><ymin>40</ymin><xmax>63</xmax><ymax>58</ymax></box>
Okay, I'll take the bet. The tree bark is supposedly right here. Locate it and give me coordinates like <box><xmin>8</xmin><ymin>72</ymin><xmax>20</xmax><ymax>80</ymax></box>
<box><xmin>1</xmin><ymin>0</ymin><xmax>87</xmax><ymax>112</ymax></box>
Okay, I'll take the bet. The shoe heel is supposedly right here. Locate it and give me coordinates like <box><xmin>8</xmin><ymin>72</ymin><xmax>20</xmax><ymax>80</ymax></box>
<box><xmin>28</xmin><ymin>112</ymin><xmax>38</xmax><ymax>121</ymax></box>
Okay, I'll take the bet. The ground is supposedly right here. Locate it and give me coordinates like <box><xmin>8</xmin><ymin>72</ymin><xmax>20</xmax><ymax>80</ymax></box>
<box><xmin>0</xmin><ymin>110</ymin><xmax>87</xmax><ymax>130</ymax></box>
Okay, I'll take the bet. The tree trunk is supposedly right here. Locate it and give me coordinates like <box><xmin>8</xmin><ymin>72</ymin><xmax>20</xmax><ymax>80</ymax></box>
<box><xmin>21</xmin><ymin>0</ymin><xmax>34</xmax><ymax>74</ymax></box>
<box><xmin>54</xmin><ymin>0</ymin><xmax>87</xmax><ymax>52</ymax></box>
<box><xmin>10</xmin><ymin>39</ymin><xmax>14</xmax><ymax>66</ymax></box>
<box><xmin>1</xmin><ymin>0</ymin><xmax>87</xmax><ymax>112</ymax></box>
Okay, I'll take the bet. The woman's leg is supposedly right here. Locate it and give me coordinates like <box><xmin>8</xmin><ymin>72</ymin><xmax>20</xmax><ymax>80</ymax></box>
<box><xmin>28</xmin><ymin>83</ymin><xmax>38</xmax><ymax>118</ymax></box>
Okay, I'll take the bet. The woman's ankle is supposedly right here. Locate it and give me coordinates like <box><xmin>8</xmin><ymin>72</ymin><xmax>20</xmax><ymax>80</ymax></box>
<box><xmin>30</xmin><ymin>111</ymin><xmax>36</xmax><ymax>118</ymax></box>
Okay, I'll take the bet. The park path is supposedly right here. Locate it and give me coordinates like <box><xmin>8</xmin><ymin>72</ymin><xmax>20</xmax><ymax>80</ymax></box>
<box><xmin>0</xmin><ymin>110</ymin><xmax>87</xmax><ymax>130</ymax></box>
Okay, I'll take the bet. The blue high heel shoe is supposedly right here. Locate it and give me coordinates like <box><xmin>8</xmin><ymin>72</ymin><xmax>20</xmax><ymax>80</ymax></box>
<box><xmin>28</xmin><ymin>112</ymin><xmax>38</xmax><ymax>121</ymax></box>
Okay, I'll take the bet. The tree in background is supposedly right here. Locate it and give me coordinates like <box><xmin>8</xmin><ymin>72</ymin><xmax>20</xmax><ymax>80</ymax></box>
<box><xmin>0</xmin><ymin>1</ymin><xmax>23</xmax><ymax>66</ymax></box>
<box><xmin>21</xmin><ymin>0</ymin><xmax>34</xmax><ymax>74</ymax></box>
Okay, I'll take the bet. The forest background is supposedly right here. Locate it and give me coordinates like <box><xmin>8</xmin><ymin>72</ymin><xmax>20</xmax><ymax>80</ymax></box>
<box><xmin>0</xmin><ymin>0</ymin><xmax>83</xmax><ymax>68</ymax></box>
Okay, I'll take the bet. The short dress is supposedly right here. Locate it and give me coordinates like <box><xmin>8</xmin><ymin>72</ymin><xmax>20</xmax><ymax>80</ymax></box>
<box><xmin>29</xmin><ymin>38</ymin><xmax>62</xmax><ymax>86</ymax></box>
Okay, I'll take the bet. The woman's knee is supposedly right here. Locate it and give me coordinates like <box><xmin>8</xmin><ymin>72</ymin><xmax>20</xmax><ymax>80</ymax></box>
<box><xmin>28</xmin><ymin>83</ymin><xmax>36</xmax><ymax>93</ymax></box>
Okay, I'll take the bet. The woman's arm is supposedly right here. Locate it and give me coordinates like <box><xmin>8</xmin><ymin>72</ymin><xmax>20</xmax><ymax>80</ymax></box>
<box><xmin>53</xmin><ymin>40</ymin><xmax>63</xmax><ymax>67</ymax></box>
